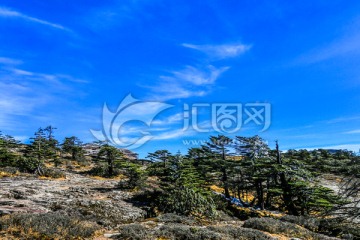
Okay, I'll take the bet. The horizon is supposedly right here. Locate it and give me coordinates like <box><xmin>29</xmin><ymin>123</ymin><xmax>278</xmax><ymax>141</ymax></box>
<box><xmin>1</xmin><ymin>1</ymin><xmax>360</xmax><ymax>158</ymax></box>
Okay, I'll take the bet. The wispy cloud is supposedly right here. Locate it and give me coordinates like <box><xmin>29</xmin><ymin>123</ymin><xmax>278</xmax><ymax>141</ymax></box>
<box><xmin>0</xmin><ymin>57</ymin><xmax>22</xmax><ymax>65</ymax></box>
<box><xmin>152</xmin><ymin>112</ymin><xmax>184</xmax><ymax>126</ymax></box>
<box><xmin>153</xmin><ymin>128</ymin><xmax>195</xmax><ymax>140</ymax></box>
<box><xmin>325</xmin><ymin>115</ymin><xmax>360</xmax><ymax>124</ymax></box>
<box><xmin>295</xmin><ymin>22</ymin><xmax>360</xmax><ymax>64</ymax></box>
<box><xmin>171</xmin><ymin>65</ymin><xmax>229</xmax><ymax>85</ymax></box>
<box><xmin>147</xmin><ymin>65</ymin><xmax>229</xmax><ymax>100</ymax></box>
<box><xmin>0</xmin><ymin>6</ymin><xmax>70</xmax><ymax>31</ymax></box>
<box><xmin>303</xmin><ymin>144</ymin><xmax>360</xmax><ymax>152</ymax></box>
<box><xmin>344</xmin><ymin>129</ymin><xmax>360</xmax><ymax>134</ymax></box>
<box><xmin>182</xmin><ymin>43</ymin><xmax>251</xmax><ymax>59</ymax></box>
<box><xmin>0</xmin><ymin>58</ymin><xmax>88</xmax><ymax>130</ymax></box>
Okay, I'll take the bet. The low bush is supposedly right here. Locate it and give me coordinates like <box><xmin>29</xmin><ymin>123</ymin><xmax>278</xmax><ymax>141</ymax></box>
<box><xmin>87</xmin><ymin>164</ymin><xmax>120</xmax><ymax>178</ymax></box>
<box><xmin>0</xmin><ymin>167</ymin><xmax>19</xmax><ymax>175</ymax></box>
<box><xmin>0</xmin><ymin>212</ymin><xmax>100</xmax><ymax>239</ymax></box>
<box><xmin>157</xmin><ymin>213</ymin><xmax>198</xmax><ymax>225</ymax></box>
<box><xmin>208</xmin><ymin>225</ymin><xmax>276</xmax><ymax>240</ymax></box>
<box><xmin>280</xmin><ymin>215</ymin><xmax>321</xmax><ymax>231</ymax></box>
<box><xmin>243</xmin><ymin>217</ymin><xmax>339</xmax><ymax>240</ymax></box>
<box><xmin>116</xmin><ymin>224</ymin><xmax>150</xmax><ymax>240</ymax></box>
<box><xmin>39</xmin><ymin>168</ymin><xmax>66</xmax><ymax>179</ymax></box>
<box><xmin>159</xmin><ymin>186</ymin><xmax>218</xmax><ymax>218</ymax></box>
<box><xmin>156</xmin><ymin>224</ymin><xmax>222</xmax><ymax>240</ymax></box>
<box><xmin>15</xmin><ymin>157</ymin><xmax>40</xmax><ymax>173</ymax></box>
<box><xmin>280</xmin><ymin>215</ymin><xmax>360</xmax><ymax>239</ymax></box>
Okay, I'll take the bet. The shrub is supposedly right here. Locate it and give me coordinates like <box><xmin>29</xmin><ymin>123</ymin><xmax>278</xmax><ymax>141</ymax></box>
<box><xmin>0</xmin><ymin>167</ymin><xmax>19</xmax><ymax>175</ymax></box>
<box><xmin>243</xmin><ymin>217</ymin><xmax>339</xmax><ymax>240</ymax></box>
<box><xmin>280</xmin><ymin>215</ymin><xmax>321</xmax><ymax>231</ymax></box>
<box><xmin>116</xmin><ymin>224</ymin><xmax>150</xmax><ymax>240</ymax></box>
<box><xmin>87</xmin><ymin>164</ymin><xmax>120</xmax><ymax>178</ymax></box>
<box><xmin>159</xmin><ymin>186</ymin><xmax>218</xmax><ymax>218</ymax></box>
<box><xmin>0</xmin><ymin>212</ymin><xmax>100</xmax><ymax>239</ymax></box>
<box><xmin>208</xmin><ymin>225</ymin><xmax>277</xmax><ymax>240</ymax></box>
<box><xmin>40</xmin><ymin>168</ymin><xmax>66</xmax><ymax>178</ymax></box>
<box><xmin>116</xmin><ymin>224</ymin><xmax>222</xmax><ymax>240</ymax></box>
<box><xmin>157</xmin><ymin>213</ymin><xmax>198</xmax><ymax>225</ymax></box>
<box><xmin>156</xmin><ymin>224</ymin><xmax>222</xmax><ymax>240</ymax></box>
<box><xmin>118</xmin><ymin>163</ymin><xmax>146</xmax><ymax>190</ymax></box>
<box><xmin>15</xmin><ymin>157</ymin><xmax>40</xmax><ymax>173</ymax></box>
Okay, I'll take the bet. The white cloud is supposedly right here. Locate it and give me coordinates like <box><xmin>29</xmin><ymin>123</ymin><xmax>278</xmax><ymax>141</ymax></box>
<box><xmin>13</xmin><ymin>135</ymin><xmax>29</xmax><ymax>142</ymax></box>
<box><xmin>182</xmin><ymin>43</ymin><xmax>251</xmax><ymax>59</ymax></box>
<box><xmin>0</xmin><ymin>6</ymin><xmax>70</xmax><ymax>31</ymax></box>
<box><xmin>325</xmin><ymin>116</ymin><xmax>360</xmax><ymax>124</ymax></box>
<box><xmin>153</xmin><ymin>128</ymin><xmax>195</xmax><ymax>140</ymax></box>
<box><xmin>148</xmin><ymin>65</ymin><xmax>229</xmax><ymax>100</ymax></box>
<box><xmin>152</xmin><ymin>113</ymin><xmax>183</xmax><ymax>125</ymax></box>
<box><xmin>344</xmin><ymin>129</ymin><xmax>360</xmax><ymax>134</ymax></box>
<box><xmin>0</xmin><ymin>57</ymin><xmax>22</xmax><ymax>65</ymax></box>
<box><xmin>171</xmin><ymin>65</ymin><xmax>229</xmax><ymax>85</ymax></box>
<box><xmin>0</xmin><ymin>59</ymin><xmax>88</xmax><ymax>130</ymax></box>
<box><xmin>303</xmin><ymin>144</ymin><xmax>360</xmax><ymax>153</ymax></box>
<box><xmin>295</xmin><ymin>25</ymin><xmax>360</xmax><ymax>64</ymax></box>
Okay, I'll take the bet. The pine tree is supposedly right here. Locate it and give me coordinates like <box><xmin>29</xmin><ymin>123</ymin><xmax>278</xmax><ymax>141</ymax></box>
<box><xmin>206</xmin><ymin>135</ymin><xmax>233</xmax><ymax>198</ymax></box>
<box><xmin>61</xmin><ymin>136</ymin><xmax>84</xmax><ymax>161</ymax></box>
<box><xmin>0</xmin><ymin>132</ymin><xmax>19</xmax><ymax>167</ymax></box>
<box><xmin>97</xmin><ymin>144</ymin><xmax>124</xmax><ymax>176</ymax></box>
<box><xmin>235</xmin><ymin>135</ymin><xmax>270</xmax><ymax>209</ymax></box>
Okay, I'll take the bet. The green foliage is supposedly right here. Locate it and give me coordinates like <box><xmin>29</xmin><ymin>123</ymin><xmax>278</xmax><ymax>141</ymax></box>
<box><xmin>159</xmin><ymin>186</ymin><xmax>218</xmax><ymax>218</ymax></box>
<box><xmin>87</xmin><ymin>164</ymin><xmax>120</xmax><ymax>177</ymax></box>
<box><xmin>25</xmin><ymin>126</ymin><xmax>60</xmax><ymax>174</ymax></box>
<box><xmin>15</xmin><ymin>157</ymin><xmax>41</xmax><ymax>173</ymax></box>
<box><xmin>118</xmin><ymin>161</ymin><xmax>146</xmax><ymax>189</ymax></box>
<box><xmin>97</xmin><ymin>144</ymin><xmax>124</xmax><ymax>176</ymax></box>
<box><xmin>61</xmin><ymin>136</ymin><xmax>84</xmax><ymax>162</ymax></box>
<box><xmin>177</xmin><ymin>158</ymin><xmax>208</xmax><ymax>193</ymax></box>
<box><xmin>0</xmin><ymin>133</ymin><xmax>19</xmax><ymax>167</ymax></box>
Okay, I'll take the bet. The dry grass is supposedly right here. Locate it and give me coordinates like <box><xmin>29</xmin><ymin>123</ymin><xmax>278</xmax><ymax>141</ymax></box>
<box><xmin>0</xmin><ymin>171</ymin><xmax>15</xmax><ymax>178</ymax></box>
<box><xmin>38</xmin><ymin>176</ymin><xmax>66</xmax><ymax>180</ymax></box>
<box><xmin>90</xmin><ymin>174</ymin><xmax>126</xmax><ymax>181</ymax></box>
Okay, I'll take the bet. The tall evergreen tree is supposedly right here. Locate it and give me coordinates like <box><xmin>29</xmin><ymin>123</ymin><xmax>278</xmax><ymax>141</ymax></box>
<box><xmin>97</xmin><ymin>144</ymin><xmax>124</xmax><ymax>176</ymax></box>
<box><xmin>206</xmin><ymin>135</ymin><xmax>233</xmax><ymax>198</ymax></box>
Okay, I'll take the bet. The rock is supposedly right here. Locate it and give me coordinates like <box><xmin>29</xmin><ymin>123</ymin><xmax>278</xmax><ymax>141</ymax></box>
<box><xmin>104</xmin><ymin>233</ymin><xmax>121</xmax><ymax>238</ymax></box>
<box><xmin>0</xmin><ymin>209</ymin><xmax>11</xmax><ymax>216</ymax></box>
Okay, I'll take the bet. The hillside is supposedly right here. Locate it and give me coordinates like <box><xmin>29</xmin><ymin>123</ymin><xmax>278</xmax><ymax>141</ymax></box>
<box><xmin>0</xmin><ymin>133</ymin><xmax>359</xmax><ymax>239</ymax></box>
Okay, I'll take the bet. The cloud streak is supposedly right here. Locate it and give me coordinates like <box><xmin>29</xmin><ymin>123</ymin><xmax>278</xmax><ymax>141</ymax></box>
<box><xmin>344</xmin><ymin>129</ymin><xmax>360</xmax><ymax>134</ymax></box>
<box><xmin>182</xmin><ymin>43</ymin><xmax>251</xmax><ymax>59</ymax></box>
<box><xmin>0</xmin><ymin>58</ymin><xmax>88</xmax><ymax>130</ymax></box>
<box><xmin>0</xmin><ymin>6</ymin><xmax>70</xmax><ymax>31</ymax></box>
<box><xmin>148</xmin><ymin>65</ymin><xmax>229</xmax><ymax>100</ymax></box>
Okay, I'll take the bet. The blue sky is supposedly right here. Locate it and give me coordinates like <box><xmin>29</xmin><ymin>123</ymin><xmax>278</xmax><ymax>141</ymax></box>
<box><xmin>1</xmin><ymin>0</ymin><xmax>360</xmax><ymax>158</ymax></box>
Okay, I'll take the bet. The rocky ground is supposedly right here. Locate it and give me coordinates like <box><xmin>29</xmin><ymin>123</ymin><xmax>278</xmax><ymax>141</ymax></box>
<box><xmin>0</xmin><ymin>170</ymin><xmax>346</xmax><ymax>239</ymax></box>
<box><xmin>0</xmin><ymin>170</ymin><xmax>146</xmax><ymax>238</ymax></box>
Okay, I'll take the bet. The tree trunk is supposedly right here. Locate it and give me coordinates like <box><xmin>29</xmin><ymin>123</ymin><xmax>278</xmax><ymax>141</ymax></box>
<box><xmin>222</xmin><ymin>167</ymin><xmax>230</xmax><ymax>198</ymax></box>
<box><xmin>108</xmin><ymin>157</ymin><xmax>113</xmax><ymax>176</ymax></box>
<box><xmin>276</xmin><ymin>141</ymin><xmax>299</xmax><ymax>216</ymax></box>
